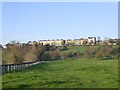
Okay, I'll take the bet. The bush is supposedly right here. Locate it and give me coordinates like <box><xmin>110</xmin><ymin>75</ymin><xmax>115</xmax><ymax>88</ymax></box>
<box><xmin>61</xmin><ymin>46</ymin><xmax>68</xmax><ymax>51</ymax></box>
<box><xmin>95</xmin><ymin>45</ymin><xmax>113</xmax><ymax>60</ymax></box>
<box><xmin>14</xmin><ymin>55</ymin><xmax>24</xmax><ymax>64</ymax></box>
<box><xmin>60</xmin><ymin>52</ymin><xmax>69</xmax><ymax>59</ymax></box>
<box><xmin>74</xmin><ymin>51</ymin><xmax>80</xmax><ymax>57</ymax></box>
<box><xmin>100</xmin><ymin>56</ymin><xmax>113</xmax><ymax>60</ymax></box>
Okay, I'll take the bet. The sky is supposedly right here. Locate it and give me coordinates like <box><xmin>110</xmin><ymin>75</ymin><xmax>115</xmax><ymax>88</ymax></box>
<box><xmin>2</xmin><ymin>2</ymin><xmax>118</xmax><ymax>45</ymax></box>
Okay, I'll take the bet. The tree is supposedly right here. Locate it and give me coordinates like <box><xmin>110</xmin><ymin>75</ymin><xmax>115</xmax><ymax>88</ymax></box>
<box><xmin>54</xmin><ymin>48</ymin><xmax>61</xmax><ymax>59</ymax></box>
<box><xmin>83</xmin><ymin>46</ymin><xmax>97</xmax><ymax>58</ymax></box>
<box><xmin>84</xmin><ymin>48</ymin><xmax>91</xmax><ymax>58</ymax></box>
<box><xmin>14</xmin><ymin>55</ymin><xmax>24</xmax><ymax>64</ymax></box>
<box><xmin>50</xmin><ymin>48</ymin><xmax>61</xmax><ymax>60</ymax></box>
<box><xmin>61</xmin><ymin>46</ymin><xmax>68</xmax><ymax>51</ymax></box>
<box><xmin>2</xmin><ymin>46</ymin><xmax>25</xmax><ymax>64</ymax></box>
<box><xmin>60</xmin><ymin>52</ymin><xmax>69</xmax><ymax>59</ymax></box>
<box><xmin>61</xmin><ymin>40</ymin><xmax>66</xmax><ymax>46</ymax></box>
<box><xmin>24</xmin><ymin>49</ymin><xmax>37</xmax><ymax>62</ymax></box>
<box><xmin>0</xmin><ymin>44</ymin><xmax>3</xmax><ymax>49</ymax></box>
<box><xmin>117</xmin><ymin>47</ymin><xmax>120</xmax><ymax>60</ymax></box>
<box><xmin>98</xmin><ymin>36</ymin><xmax>101</xmax><ymax>41</ymax></box>
<box><xmin>12</xmin><ymin>47</ymin><xmax>25</xmax><ymax>64</ymax></box>
<box><xmin>68</xmin><ymin>52</ymin><xmax>74</xmax><ymax>57</ymax></box>
<box><xmin>45</xmin><ymin>44</ymin><xmax>50</xmax><ymax>51</ymax></box>
<box><xmin>74</xmin><ymin>51</ymin><xmax>80</xmax><ymax>57</ymax></box>
<box><xmin>95</xmin><ymin>45</ymin><xmax>112</xmax><ymax>59</ymax></box>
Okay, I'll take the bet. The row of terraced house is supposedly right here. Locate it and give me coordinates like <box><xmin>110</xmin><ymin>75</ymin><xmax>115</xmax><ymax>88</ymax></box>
<box><xmin>2</xmin><ymin>37</ymin><xmax>119</xmax><ymax>49</ymax></box>
<box><xmin>27</xmin><ymin>37</ymin><xmax>96</xmax><ymax>46</ymax></box>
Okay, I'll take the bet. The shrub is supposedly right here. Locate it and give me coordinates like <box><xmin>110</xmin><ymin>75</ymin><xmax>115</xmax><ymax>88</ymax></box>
<box><xmin>60</xmin><ymin>52</ymin><xmax>69</xmax><ymax>59</ymax></box>
<box><xmin>61</xmin><ymin>46</ymin><xmax>68</xmax><ymax>51</ymax></box>
<box><xmin>95</xmin><ymin>45</ymin><xmax>113</xmax><ymax>60</ymax></box>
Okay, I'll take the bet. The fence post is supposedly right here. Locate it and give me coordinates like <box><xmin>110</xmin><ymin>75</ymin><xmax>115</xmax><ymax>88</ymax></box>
<box><xmin>5</xmin><ymin>65</ymin><xmax>7</xmax><ymax>72</ymax></box>
<box><xmin>7</xmin><ymin>65</ymin><xmax>9</xmax><ymax>72</ymax></box>
<box><xmin>2</xmin><ymin>65</ymin><xmax>4</xmax><ymax>72</ymax></box>
<box><xmin>2</xmin><ymin>60</ymin><xmax>40</xmax><ymax>73</ymax></box>
<box><xmin>13</xmin><ymin>65</ymin><xmax>15</xmax><ymax>70</ymax></box>
<box><xmin>11</xmin><ymin>65</ymin><xmax>13</xmax><ymax>71</ymax></box>
<box><xmin>9</xmin><ymin>65</ymin><xmax>11</xmax><ymax>71</ymax></box>
<box><xmin>17</xmin><ymin>64</ymin><xmax>19</xmax><ymax>70</ymax></box>
<box><xmin>15</xmin><ymin>64</ymin><xmax>16</xmax><ymax>70</ymax></box>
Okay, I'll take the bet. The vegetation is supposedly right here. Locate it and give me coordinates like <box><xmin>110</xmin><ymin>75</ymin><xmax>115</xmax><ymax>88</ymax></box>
<box><xmin>2</xmin><ymin>58</ymin><xmax>118</xmax><ymax>88</ymax></box>
<box><xmin>2</xmin><ymin>41</ymin><xmax>119</xmax><ymax>64</ymax></box>
<box><xmin>2</xmin><ymin>41</ymin><xmax>119</xmax><ymax>88</ymax></box>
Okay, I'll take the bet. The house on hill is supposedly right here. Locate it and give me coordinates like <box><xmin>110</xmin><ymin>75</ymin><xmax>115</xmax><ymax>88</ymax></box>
<box><xmin>87</xmin><ymin>37</ymin><xmax>96</xmax><ymax>45</ymax></box>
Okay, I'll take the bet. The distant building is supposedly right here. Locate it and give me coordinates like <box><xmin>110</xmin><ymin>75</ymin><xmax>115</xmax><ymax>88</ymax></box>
<box><xmin>38</xmin><ymin>39</ymin><xmax>64</xmax><ymax>46</ymax></box>
<box><xmin>87</xmin><ymin>37</ymin><xmax>96</xmax><ymax>45</ymax></box>
<box><xmin>27</xmin><ymin>41</ymin><xmax>33</xmax><ymax>45</ymax></box>
<box><xmin>74</xmin><ymin>39</ymin><xmax>81</xmax><ymax>45</ymax></box>
<box><xmin>2</xmin><ymin>45</ymin><xmax>7</xmax><ymax>48</ymax></box>
<box><xmin>5</xmin><ymin>36</ymin><xmax>118</xmax><ymax>47</ymax></box>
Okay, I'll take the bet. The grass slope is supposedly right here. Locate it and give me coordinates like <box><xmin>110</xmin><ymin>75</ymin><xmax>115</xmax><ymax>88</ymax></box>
<box><xmin>2</xmin><ymin>58</ymin><xmax>118</xmax><ymax>88</ymax></box>
<box><xmin>65</xmin><ymin>45</ymin><xmax>116</xmax><ymax>53</ymax></box>
<box><xmin>64</xmin><ymin>46</ymin><xmax>89</xmax><ymax>53</ymax></box>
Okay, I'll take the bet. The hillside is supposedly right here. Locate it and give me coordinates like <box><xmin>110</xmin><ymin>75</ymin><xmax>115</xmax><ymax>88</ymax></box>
<box><xmin>2</xmin><ymin>58</ymin><xmax>118</xmax><ymax>88</ymax></box>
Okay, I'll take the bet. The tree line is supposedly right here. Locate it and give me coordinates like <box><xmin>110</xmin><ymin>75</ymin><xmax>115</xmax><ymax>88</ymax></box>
<box><xmin>2</xmin><ymin>43</ymin><xmax>119</xmax><ymax>64</ymax></box>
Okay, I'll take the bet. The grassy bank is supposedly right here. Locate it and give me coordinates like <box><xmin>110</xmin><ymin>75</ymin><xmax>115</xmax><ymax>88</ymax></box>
<box><xmin>2</xmin><ymin>58</ymin><xmax>118</xmax><ymax>88</ymax></box>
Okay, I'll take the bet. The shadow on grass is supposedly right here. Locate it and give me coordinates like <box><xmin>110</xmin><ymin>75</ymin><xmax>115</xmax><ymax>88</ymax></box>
<box><xmin>16</xmin><ymin>84</ymin><xmax>32</xmax><ymax>88</ymax></box>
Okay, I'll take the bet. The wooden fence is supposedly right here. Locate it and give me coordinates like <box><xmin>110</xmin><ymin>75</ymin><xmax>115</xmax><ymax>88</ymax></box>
<box><xmin>1</xmin><ymin>60</ymin><xmax>41</xmax><ymax>73</ymax></box>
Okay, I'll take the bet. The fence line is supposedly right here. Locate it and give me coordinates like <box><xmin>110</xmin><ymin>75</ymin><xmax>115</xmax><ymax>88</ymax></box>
<box><xmin>2</xmin><ymin>60</ymin><xmax>41</xmax><ymax>73</ymax></box>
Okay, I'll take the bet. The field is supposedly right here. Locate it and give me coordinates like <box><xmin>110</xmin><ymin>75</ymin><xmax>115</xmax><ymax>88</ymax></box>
<box><xmin>2</xmin><ymin>58</ymin><xmax>118</xmax><ymax>88</ymax></box>
<box><xmin>62</xmin><ymin>45</ymin><xmax>99</xmax><ymax>53</ymax></box>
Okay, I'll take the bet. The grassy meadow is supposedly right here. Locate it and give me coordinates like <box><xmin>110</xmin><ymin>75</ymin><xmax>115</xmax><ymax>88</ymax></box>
<box><xmin>2</xmin><ymin>58</ymin><xmax>118</xmax><ymax>88</ymax></box>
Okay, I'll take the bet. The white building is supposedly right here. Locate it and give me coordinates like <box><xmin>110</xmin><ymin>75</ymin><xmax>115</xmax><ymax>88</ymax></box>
<box><xmin>87</xmin><ymin>37</ymin><xmax>96</xmax><ymax>45</ymax></box>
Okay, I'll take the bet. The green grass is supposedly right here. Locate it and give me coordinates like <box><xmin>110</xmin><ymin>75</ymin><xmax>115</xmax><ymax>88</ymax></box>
<box><xmin>67</xmin><ymin>46</ymin><xmax>87</xmax><ymax>52</ymax></box>
<box><xmin>64</xmin><ymin>45</ymin><xmax>117</xmax><ymax>53</ymax></box>
<box><xmin>2</xmin><ymin>58</ymin><xmax>118</xmax><ymax>88</ymax></box>
<box><xmin>63</xmin><ymin>46</ymin><xmax>99</xmax><ymax>53</ymax></box>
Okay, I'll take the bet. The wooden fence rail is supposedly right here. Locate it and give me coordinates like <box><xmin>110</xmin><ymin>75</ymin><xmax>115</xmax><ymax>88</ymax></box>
<box><xmin>1</xmin><ymin>60</ymin><xmax>41</xmax><ymax>73</ymax></box>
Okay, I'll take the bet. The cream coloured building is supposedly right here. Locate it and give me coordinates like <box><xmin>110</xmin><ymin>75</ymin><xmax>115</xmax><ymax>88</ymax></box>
<box><xmin>87</xmin><ymin>37</ymin><xmax>96</xmax><ymax>45</ymax></box>
<box><xmin>38</xmin><ymin>39</ymin><xmax>64</xmax><ymax>46</ymax></box>
<box><xmin>27</xmin><ymin>37</ymin><xmax>96</xmax><ymax>46</ymax></box>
